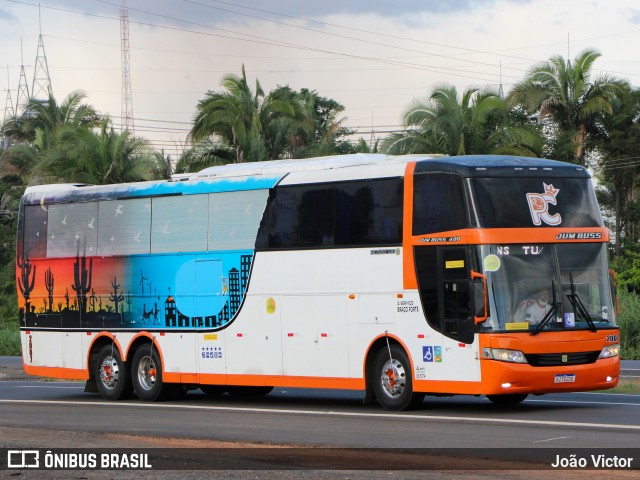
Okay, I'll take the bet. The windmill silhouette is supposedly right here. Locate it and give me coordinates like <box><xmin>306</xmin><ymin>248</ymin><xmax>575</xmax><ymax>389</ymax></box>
<box><xmin>139</xmin><ymin>270</ymin><xmax>148</xmax><ymax>295</ymax></box>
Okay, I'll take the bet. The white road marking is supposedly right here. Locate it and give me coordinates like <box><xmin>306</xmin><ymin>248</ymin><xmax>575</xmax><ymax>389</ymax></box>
<box><xmin>533</xmin><ymin>436</ymin><xmax>572</xmax><ymax>443</ymax></box>
<box><xmin>1</xmin><ymin>398</ymin><xmax>640</xmax><ymax>431</ymax></box>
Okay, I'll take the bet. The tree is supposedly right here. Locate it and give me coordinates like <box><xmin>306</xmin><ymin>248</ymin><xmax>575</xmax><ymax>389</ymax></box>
<box><xmin>383</xmin><ymin>85</ymin><xmax>541</xmax><ymax>156</ymax></box>
<box><xmin>189</xmin><ymin>65</ymin><xmax>298</xmax><ymax>162</ymax></box>
<box><xmin>175</xmin><ymin>141</ymin><xmax>235</xmax><ymax>174</ymax></box>
<box><xmin>35</xmin><ymin>119</ymin><xmax>157</xmax><ymax>185</ymax></box>
<box><xmin>268</xmin><ymin>86</ymin><xmax>352</xmax><ymax>158</ymax></box>
<box><xmin>3</xmin><ymin>90</ymin><xmax>99</xmax><ymax>150</ymax></box>
<box><xmin>508</xmin><ymin>48</ymin><xmax>622</xmax><ymax>164</ymax></box>
<box><xmin>595</xmin><ymin>83</ymin><xmax>640</xmax><ymax>256</ymax></box>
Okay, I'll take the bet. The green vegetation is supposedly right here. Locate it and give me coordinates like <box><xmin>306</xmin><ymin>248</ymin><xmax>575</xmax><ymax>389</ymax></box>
<box><xmin>2</xmin><ymin>52</ymin><xmax>640</xmax><ymax>359</ymax></box>
<box><xmin>599</xmin><ymin>378</ymin><xmax>640</xmax><ymax>395</ymax></box>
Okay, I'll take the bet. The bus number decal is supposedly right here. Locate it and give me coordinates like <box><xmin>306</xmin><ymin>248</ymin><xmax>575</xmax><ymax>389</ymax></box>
<box><xmin>606</xmin><ymin>334</ymin><xmax>619</xmax><ymax>343</ymax></box>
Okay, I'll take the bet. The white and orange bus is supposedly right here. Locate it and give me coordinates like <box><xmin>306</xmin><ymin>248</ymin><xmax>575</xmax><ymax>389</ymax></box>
<box><xmin>16</xmin><ymin>154</ymin><xmax>620</xmax><ymax>410</ymax></box>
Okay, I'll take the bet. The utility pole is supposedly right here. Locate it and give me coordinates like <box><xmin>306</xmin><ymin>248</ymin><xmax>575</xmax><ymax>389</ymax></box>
<box><xmin>120</xmin><ymin>0</ymin><xmax>134</xmax><ymax>133</ymax></box>
<box><xmin>31</xmin><ymin>4</ymin><xmax>52</xmax><ymax>101</ymax></box>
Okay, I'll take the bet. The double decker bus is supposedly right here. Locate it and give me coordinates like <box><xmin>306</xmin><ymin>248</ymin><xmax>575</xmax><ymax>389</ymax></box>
<box><xmin>16</xmin><ymin>154</ymin><xmax>620</xmax><ymax>410</ymax></box>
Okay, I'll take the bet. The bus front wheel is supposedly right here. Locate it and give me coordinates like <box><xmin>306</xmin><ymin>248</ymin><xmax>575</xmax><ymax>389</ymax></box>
<box><xmin>94</xmin><ymin>344</ymin><xmax>133</xmax><ymax>401</ymax></box>
<box><xmin>372</xmin><ymin>344</ymin><xmax>424</xmax><ymax>411</ymax></box>
<box><xmin>131</xmin><ymin>344</ymin><xmax>173</xmax><ymax>401</ymax></box>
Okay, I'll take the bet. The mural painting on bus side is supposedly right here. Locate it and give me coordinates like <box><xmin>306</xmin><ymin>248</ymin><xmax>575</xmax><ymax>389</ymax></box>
<box><xmin>18</xmin><ymin>247</ymin><xmax>253</xmax><ymax>330</ymax></box>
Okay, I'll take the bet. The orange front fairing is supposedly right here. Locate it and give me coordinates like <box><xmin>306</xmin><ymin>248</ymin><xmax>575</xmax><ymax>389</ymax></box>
<box><xmin>478</xmin><ymin>329</ymin><xmax>620</xmax><ymax>395</ymax></box>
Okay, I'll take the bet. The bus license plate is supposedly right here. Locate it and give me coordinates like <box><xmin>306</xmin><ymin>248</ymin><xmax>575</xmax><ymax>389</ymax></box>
<box><xmin>554</xmin><ymin>374</ymin><xmax>576</xmax><ymax>384</ymax></box>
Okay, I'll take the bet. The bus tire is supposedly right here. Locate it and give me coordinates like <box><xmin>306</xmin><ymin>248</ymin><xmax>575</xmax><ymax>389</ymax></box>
<box><xmin>372</xmin><ymin>344</ymin><xmax>424</xmax><ymax>411</ymax></box>
<box><xmin>94</xmin><ymin>344</ymin><xmax>133</xmax><ymax>401</ymax></box>
<box><xmin>487</xmin><ymin>394</ymin><xmax>528</xmax><ymax>405</ymax></box>
<box><xmin>131</xmin><ymin>344</ymin><xmax>173</xmax><ymax>402</ymax></box>
<box><xmin>226</xmin><ymin>386</ymin><xmax>274</xmax><ymax>397</ymax></box>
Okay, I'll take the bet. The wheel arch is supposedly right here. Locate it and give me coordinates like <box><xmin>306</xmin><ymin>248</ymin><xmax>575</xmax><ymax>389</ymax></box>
<box><xmin>126</xmin><ymin>332</ymin><xmax>165</xmax><ymax>371</ymax></box>
<box><xmin>86</xmin><ymin>333</ymin><xmax>125</xmax><ymax>380</ymax></box>
<box><xmin>364</xmin><ymin>333</ymin><xmax>416</xmax><ymax>402</ymax></box>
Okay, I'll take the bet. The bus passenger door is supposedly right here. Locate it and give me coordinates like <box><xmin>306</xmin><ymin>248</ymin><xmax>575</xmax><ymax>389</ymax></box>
<box><xmin>414</xmin><ymin>246</ymin><xmax>480</xmax><ymax>382</ymax></box>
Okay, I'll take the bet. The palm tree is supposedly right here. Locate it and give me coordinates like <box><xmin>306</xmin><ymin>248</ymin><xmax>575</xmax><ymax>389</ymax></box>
<box><xmin>175</xmin><ymin>140</ymin><xmax>235</xmax><ymax>173</ymax></box>
<box><xmin>190</xmin><ymin>65</ymin><xmax>298</xmax><ymax>162</ymax></box>
<box><xmin>36</xmin><ymin>119</ymin><xmax>156</xmax><ymax>185</ymax></box>
<box><xmin>384</xmin><ymin>85</ymin><xmax>541</xmax><ymax>156</ymax></box>
<box><xmin>3</xmin><ymin>90</ymin><xmax>99</xmax><ymax>150</ymax></box>
<box><xmin>508</xmin><ymin>48</ymin><xmax>622</xmax><ymax>164</ymax></box>
<box><xmin>594</xmin><ymin>83</ymin><xmax>640</xmax><ymax>255</ymax></box>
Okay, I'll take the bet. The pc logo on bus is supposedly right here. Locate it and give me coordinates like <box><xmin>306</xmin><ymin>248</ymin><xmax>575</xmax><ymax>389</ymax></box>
<box><xmin>526</xmin><ymin>183</ymin><xmax>561</xmax><ymax>226</ymax></box>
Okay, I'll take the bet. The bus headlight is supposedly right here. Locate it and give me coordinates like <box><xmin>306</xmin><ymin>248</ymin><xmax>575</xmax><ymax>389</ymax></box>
<box><xmin>598</xmin><ymin>344</ymin><xmax>620</xmax><ymax>359</ymax></box>
<box><xmin>482</xmin><ymin>348</ymin><xmax>527</xmax><ymax>364</ymax></box>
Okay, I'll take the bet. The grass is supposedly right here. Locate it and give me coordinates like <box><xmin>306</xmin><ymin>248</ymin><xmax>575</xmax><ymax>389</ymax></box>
<box><xmin>0</xmin><ymin>321</ymin><xmax>20</xmax><ymax>356</ymax></box>
<box><xmin>598</xmin><ymin>378</ymin><xmax>640</xmax><ymax>395</ymax></box>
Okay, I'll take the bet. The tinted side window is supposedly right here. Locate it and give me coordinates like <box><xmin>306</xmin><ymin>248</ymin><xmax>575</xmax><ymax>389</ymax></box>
<box><xmin>48</xmin><ymin>202</ymin><xmax>98</xmax><ymax>257</ymax></box>
<box><xmin>256</xmin><ymin>178</ymin><xmax>403</xmax><ymax>249</ymax></box>
<box><xmin>209</xmin><ymin>189</ymin><xmax>269</xmax><ymax>250</ymax></box>
<box><xmin>413</xmin><ymin>173</ymin><xmax>467</xmax><ymax>235</ymax></box>
<box><xmin>335</xmin><ymin>181</ymin><xmax>402</xmax><ymax>246</ymax></box>
<box><xmin>151</xmin><ymin>195</ymin><xmax>208</xmax><ymax>253</ymax></box>
<box><xmin>98</xmin><ymin>198</ymin><xmax>151</xmax><ymax>256</ymax></box>
<box><xmin>23</xmin><ymin>205</ymin><xmax>48</xmax><ymax>258</ymax></box>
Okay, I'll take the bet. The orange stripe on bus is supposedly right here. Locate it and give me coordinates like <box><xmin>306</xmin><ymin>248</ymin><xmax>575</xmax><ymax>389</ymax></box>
<box><xmin>403</xmin><ymin>162</ymin><xmax>417</xmax><ymax>289</ymax></box>
<box><xmin>412</xmin><ymin>227</ymin><xmax>609</xmax><ymax>245</ymax></box>
<box><xmin>23</xmin><ymin>363</ymin><xmax>88</xmax><ymax>380</ymax></box>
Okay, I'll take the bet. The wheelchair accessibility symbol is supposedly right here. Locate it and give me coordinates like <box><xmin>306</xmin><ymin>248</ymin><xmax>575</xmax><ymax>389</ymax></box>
<box><xmin>423</xmin><ymin>346</ymin><xmax>442</xmax><ymax>363</ymax></box>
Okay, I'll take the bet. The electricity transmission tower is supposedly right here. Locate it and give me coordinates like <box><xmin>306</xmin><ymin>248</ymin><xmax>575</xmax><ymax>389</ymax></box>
<box><xmin>16</xmin><ymin>40</ymin><xmax>30</xmax><ymax>114</ymax></box>
<box><xmin>31</xmin><ymin>6</ymin><xmax>52</xmax><ymax>101</ymax></box>
<box><xmin>120</xmin><ymin>0</ymin><xmax>134</xmax><ymax>133</ymax></box>
<box><xmin>3</xmin><ymin>66</ymin><xmax>14</xmax><ymax>125</ymax></box>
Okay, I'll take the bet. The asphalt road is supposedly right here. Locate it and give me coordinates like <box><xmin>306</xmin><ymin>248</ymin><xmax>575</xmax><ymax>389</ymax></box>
<box><xmin>1</xmin><ymin>357</ymin><xmax>639</xmax><ymax>477</ymax></box>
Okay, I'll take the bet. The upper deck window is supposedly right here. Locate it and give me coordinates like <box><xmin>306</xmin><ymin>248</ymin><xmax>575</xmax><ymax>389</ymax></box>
<box><xmin>47</xmin><ymin>202</ymin><xmax>98</xmax><ymax>257</ymax></box>
<box><xmin>469</xmin><ymin>177</ymin><xmax>602</xmax><ymax>228</ymax></box>
<box><xmin>413</xmin><ymin>173</ymin><xmax>468</xmax><ymax>235</ymax></box>
<box><xmin>256</xmin><ymin>178</ymin><xmax>403</xmax><ymax>249</ymax></box>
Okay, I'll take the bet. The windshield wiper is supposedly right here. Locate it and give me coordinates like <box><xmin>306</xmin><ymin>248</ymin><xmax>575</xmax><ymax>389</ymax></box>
<box><xmin>530</xmin><ymin>302</ymin><xmax>562</xmax><ymax>336</ymax></box>
<box><xmin>567</xmin><ymin>273</ymin><xmax>597</xmax><ymax>332</ymax></box>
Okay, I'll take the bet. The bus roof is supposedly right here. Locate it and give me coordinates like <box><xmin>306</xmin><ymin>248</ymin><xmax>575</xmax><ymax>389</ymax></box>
<box><xmin>21</xmin><ymin>154</ymin><xmax>589</xmax><ymax>205</ymax></box>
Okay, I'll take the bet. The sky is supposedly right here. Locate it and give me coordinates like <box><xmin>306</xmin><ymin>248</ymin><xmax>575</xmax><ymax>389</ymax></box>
<box><xmin>1</xmin><ymin>0</ymin><xmax>640</xmax><ymax>161</ymax></box>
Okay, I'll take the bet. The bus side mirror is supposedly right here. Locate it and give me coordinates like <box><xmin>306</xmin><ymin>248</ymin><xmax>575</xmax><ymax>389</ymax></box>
<box><xmin>609</xmin><ymin>269</ymin><xmax>620</xmax><ymax>317</ymax></box>
<box><xmin>471</xmin><ymin>270</ymin><xmax>488</xmax><ymax>324</ymax></box>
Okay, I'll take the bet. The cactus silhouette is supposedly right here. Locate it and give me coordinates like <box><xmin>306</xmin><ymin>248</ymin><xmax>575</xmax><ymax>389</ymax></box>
<box><xmin>71</xmin><ymin>242</ymin><xmax>93</xmax><ymax>314</ymax></box>
<box><xmin>17</xmin><ymin>254</ymin><xmax>36</xmax><ymax>315</ymax></box>
<box><xmin>109</xmin><ymin>277</ymin><xmax>124</xmax><ymax>314</ymax></box>
<box><xmin>44</xmin><ymin>267</ymin><xmax>54</xmax><ymax>313</ymax></box>
<box><xmin>89</xmin><ymin>288</ymin><xmax>97</xmax><ymax>312</ymax></box>
<box><xmin>64</xmin><ymin>287</ymin><xmax>70</xmax><ymax>310</ymax></box>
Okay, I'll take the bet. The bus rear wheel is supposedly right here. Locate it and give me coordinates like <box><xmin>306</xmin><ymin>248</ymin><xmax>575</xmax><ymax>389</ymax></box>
<box><xmin>372</xmin><ymin>344</ymin><xmax>424</xmax><ymax>411</ymax></box>
<box><xmin>94</xmin><ymin>344</ymin><xmax>132</xmax><ymax>401</ymax></box>
<box><xmin>131</xmin><ymin>344</ymin><xmax>173</xmax><ymax>401</ymax></box>
<box><xmin>487</xmin><ymin>394</ymin><xmax>528</xmax><ymax>405</ymax></box>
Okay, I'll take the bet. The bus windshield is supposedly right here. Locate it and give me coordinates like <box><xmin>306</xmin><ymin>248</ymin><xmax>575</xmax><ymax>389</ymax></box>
<box><xmin>478</xmin><ymin>243</ymin><xmax>616</xmax><ymax>332</ymax></box>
